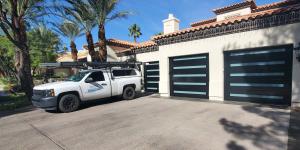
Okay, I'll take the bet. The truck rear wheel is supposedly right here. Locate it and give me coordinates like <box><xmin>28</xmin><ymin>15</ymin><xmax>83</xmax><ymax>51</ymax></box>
<box><xmin>122</xmin><ymin>86</ymin><xmax>136</xmax><ymax>100</ymax></box>
<box><xmin>58</xmin><ymin>94</ymin><xmax>80</xmax><ymax>113</ymax></box>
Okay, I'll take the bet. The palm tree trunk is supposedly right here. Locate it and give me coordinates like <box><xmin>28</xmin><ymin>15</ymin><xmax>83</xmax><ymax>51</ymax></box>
<box><xmin>98</xmin><ymin>24</ymin><xmax>107</xmax><ymax>62</ymax></box>
<box><xmin>70</xmin><ymin>40</ymin><xmax>78</xmax><ymax>61</ymax></box>
<box><xmin>14</xmin><ymin>19</ymin><xmax>33</xmax><ymax>100</ymax></box>
<box><xmin>86</xmin><ymin>31</ymin><xmax>97</xmax><ymax>62</ymax></box>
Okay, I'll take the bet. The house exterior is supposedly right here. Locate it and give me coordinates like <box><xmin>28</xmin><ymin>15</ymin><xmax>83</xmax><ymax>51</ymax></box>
<box><xmin>117</xmin><ymin>0</ymin><xmax>300</xmax><ymax>107</ymax></box>
<box><xmin>55</xmin><ymin>39</ymin><xmax>138</xmax><ymax>76</ymax></box>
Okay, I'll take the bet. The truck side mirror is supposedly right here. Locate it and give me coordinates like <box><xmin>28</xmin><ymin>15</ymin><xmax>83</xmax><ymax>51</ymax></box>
<box><xmin>85</xmin><ymin>77</ymin><xmax>94</xmax><ymax>83</ymax></box>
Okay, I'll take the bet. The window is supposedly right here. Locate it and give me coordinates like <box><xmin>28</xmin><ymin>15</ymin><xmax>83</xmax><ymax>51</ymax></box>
<box><xmin>112</xmin><ymin>69</ymin><xmax>137</xmax><ymax>77</ymax></box>
<box><xmin>67</xmin><ymin>71</ymin><xmax>89</xmax><ymax>82</ymax></box>
<box><xmin>88</xmin><ymin>71</ymin><xmax>105</xmax><ymax>81</ymax></box>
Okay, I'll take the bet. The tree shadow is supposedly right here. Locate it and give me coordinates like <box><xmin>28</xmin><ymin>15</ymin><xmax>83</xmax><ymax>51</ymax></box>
<box><xmin>78</xmin><ymin>92</ymin><xmax>155</xmax><ymax>110</ymax></box>
<box><xmin>220</xmin><ymin>105</ymin><xmax>290</xmax><ymax>150</ymax></box>
<box><xmin>0</xmin><ymin>106</ymin><xmax>37</xmax><ymax>119</ymax></box>
<box><xmin>227</xmin><ymin>140</ymin><xmax>247</xmax><ymax>150</ymax></box>
<box><xmin>219</xmin><ymin>8</ymin><xmax>300</xmax><ymax>150</ymax></box>
<box><xmin>287</xmin><ymin>109</ymin><xmax>300</xmax><ymax>150</ymax></box>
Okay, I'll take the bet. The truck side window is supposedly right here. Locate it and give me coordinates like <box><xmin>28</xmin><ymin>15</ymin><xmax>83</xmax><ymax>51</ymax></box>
<box><xmin>89</xmin><ymin>71</ymin><xmax>105</xmax><ymax>81</ymax></box>
<box><xmin>112</xmin><ymin>69</ymin><xmax>137</xmax><ymax>77</ymax></box>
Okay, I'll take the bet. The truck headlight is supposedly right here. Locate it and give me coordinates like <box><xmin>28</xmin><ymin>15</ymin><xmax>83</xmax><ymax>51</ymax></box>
<box><xmin>45</xmin><ymin>89</ymin><xmax>55</xmax><ymax>97</ymax></box>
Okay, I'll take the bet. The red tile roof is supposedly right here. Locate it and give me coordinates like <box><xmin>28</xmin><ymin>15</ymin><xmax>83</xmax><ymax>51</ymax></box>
<box><xmin>191</xmin><ymin>0</ymin><xmax>299</xmax><ymax>28</ymax></box>
<box><xmin>254</xmin><ymin>0</ymin><xmax>299</xmax><ymax>12</ymax></box>
<box><xmin>191</xmin><ymin>18</ymin><xmax>217</xmax><ymax>27</ymax></box>
<box><xmin>106</xmin><ymin>39</ymin><xmax>138</xmax><ymax>48</ymax></box>
<box><xmin>83</xmin><ymin>39</ymin><xmax>137</xmax><ymax>50</ymax></box>
<box><xmin>131</xmin><ymin>41</ymin><xmax>157</xmax><ymax>50</ymax></box>
<box><xmin>154</xmin><ymin>2</ymin><xmax>300</xmax><ymax>40</ymax></box>
<box><xmin>115</xmin><ymin>40</ymin><xmax>157</xmax><ymax>54</ymax></box>
<box><xmin>213</xmin><ymin>0</ymin><xmax>257</xmax><ymax>14</ymax></box>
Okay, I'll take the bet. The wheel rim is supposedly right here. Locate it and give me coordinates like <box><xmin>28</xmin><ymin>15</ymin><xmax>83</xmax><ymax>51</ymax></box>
<box><xmin>63</xmin><ymin>96</ymin><xmax>76</xmax><ymax>111</ymax></box>
<box><xmin>126</xmin><ymin>89</ymin><xmax>134</xmax><ymax>97</ymax></box>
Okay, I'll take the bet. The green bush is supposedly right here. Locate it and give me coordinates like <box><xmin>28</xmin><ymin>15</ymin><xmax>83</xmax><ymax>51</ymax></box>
<box><xmin>0</xmin><ymin>77</ymin><xmax>17</xmax><ymax>91</ymax></box>
<box><xmin>0</xmin><ymin>93</ymin><xmax>31</xmax><ymax>111</ymax></box>
<box><xmin>55</xmin><ymin>72</ymin><xmax>68</xmax><ymax>78</ymax></box>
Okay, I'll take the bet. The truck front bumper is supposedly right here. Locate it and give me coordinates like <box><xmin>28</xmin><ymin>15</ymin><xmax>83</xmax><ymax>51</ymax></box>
<box><xmin>32</xmin><ymin>95</ymin><xmax>58</xmax><ymax>110</ymax></box>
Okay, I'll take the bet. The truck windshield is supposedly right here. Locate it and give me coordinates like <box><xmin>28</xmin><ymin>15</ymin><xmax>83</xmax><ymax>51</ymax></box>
<box><xmin>66</xmin><ymin>72</ymin><xmax>89</xmax><ymax>82</ymax></box>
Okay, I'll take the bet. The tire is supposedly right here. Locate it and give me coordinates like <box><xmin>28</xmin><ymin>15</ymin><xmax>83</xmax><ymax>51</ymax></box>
<box><xmin>58</xmin><ymin>94</ymin><xmax>80</xmax><ymax>113</ymax></box>
<box><xmin>122</xmin><ymin>86</ymin><xmax>136</xmax><ymax>100</ymax></box>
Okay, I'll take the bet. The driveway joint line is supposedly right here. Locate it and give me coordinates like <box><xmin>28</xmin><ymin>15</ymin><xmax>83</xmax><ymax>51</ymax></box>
<box><xmin>27</xmin><ymin>122</ymin><xmax>67</xmax><ymax>150</ymax></box>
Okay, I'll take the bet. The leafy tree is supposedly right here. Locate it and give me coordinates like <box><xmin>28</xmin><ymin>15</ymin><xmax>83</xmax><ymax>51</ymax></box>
<box><xmin>28</xmin><ymin>26</ymin><xmax>61</xmax><ymax>75</ymax></box>
<box><xmin>53</xmin><ymin>21</ymin><xmax>82</xmax><ymax>61</ymax></box>
<box><xmin>0</xmin><ymin>36</ymin><xmax>16</xmax><ymax>79</ymax></box>
<box><xmin>128</xmin><ymin>24</ymin><xmax>142</xmax><ymax>43</ymax></box>
<box><xmin>0</xmin><ymin>0</ymin><xmax>46</xmax><ymax>99</ymax></box>
<box><xmin>87</xmin><ymin>0</ymin><xmax>130</xmax><ymax>62</ymax></box>
<box><xmin>63</xmin><ymin>0</ymin><xmax>98</xmax><ymax>62</ymax></box>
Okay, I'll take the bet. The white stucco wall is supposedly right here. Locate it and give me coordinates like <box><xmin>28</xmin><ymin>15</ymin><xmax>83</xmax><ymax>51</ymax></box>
<box><xmin>158</xmin><ymin>22</ymin><xmax>300</xmax><ymax>104</ymax></box>
<box><xmin>118</xmin><ymin>51</ymin><xmax>159</xmax><ymax>63</ymax></box>
<box><xmin>136</xmin><ymin>51</ymin><xmax>160</xmax><ymax>63</ymax></box>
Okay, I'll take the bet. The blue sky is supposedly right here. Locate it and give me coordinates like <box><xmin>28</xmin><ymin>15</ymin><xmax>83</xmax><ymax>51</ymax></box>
<box><xmin>64</xmin><ymin>0</ymin><xmax>280</xmax><ymax>50</ymax></box>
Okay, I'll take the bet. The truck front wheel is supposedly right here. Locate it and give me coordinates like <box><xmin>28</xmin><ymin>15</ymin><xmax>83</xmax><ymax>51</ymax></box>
<box><xmin>122</xmin><ymin>86</ymin><xmax>136</xmax><ymax>100</ymax></box>
<box><xmin>58</xmin><ymin>94</ymin><xmax>80</xmax><ymax>113</ymax></box>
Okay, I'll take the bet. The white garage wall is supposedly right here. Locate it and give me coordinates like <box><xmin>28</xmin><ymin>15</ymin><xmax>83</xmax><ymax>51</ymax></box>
<box><xmin>158</xmin><ymin>22</ymin><xmax>300</xmax><ymax>104</ymax></box>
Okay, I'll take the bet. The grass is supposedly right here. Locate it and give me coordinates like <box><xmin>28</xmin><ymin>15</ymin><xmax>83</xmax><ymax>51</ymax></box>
<box><xmin>0</xmin><ymin>93</ymin><xmax>31</xmax><ymax>111</ymax></box>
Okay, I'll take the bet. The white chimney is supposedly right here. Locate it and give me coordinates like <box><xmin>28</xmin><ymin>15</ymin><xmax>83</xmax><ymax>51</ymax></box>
<box><xmin>163</xmin><ymin>14</ymin><xmax>180</xmax><ymax>34</ymax></box>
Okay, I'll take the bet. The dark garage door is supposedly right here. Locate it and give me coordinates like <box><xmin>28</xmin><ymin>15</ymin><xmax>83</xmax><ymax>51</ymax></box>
<box><xmin>224</xmin><ymin>45</ymin><xmax>293</xmax><ymax>105</ymax></box>
<box><xmin>170</xmin><ymin>54</ymin><xmax>209</xmax><ymax>98</ymax></box>
<box><xmin>144</xmin><ymin>61</ymin><xmax>159</xmax><ymax>93</ymax></box>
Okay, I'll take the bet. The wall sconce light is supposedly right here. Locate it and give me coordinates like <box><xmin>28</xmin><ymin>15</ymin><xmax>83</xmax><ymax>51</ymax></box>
<box><xmin>295</xmin><ymin>43</ymin><xmax>300</xmax><ymax>62</ymax></box>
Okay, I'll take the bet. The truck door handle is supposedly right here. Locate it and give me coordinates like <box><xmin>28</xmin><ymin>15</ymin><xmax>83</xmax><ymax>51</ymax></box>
<box><xmin>101</xmin><ymin>83</ymin><xmax>107</xmax><ymax>86</ymax></box>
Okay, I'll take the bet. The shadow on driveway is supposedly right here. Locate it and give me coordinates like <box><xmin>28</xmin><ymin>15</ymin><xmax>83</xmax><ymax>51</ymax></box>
<box><xmin>288</xmin><ymin>109</ymin><xmax>300</xmax><ymax>150</ymax></box>
<box><xmin>220</xmin><ymin>105</ymin><xmax>290</xmax><ymax>150</ymax></box>
<box><xmin>0</xmin><ymin>106</ymin><xmax>36</xmax><ymax>119</ymax></box>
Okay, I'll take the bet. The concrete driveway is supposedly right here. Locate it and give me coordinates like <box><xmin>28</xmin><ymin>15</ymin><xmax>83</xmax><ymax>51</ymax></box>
<box><xmin>0</xmin><ymin>96</ymin><xmax>291</xmax><ymax>150</ymax></box>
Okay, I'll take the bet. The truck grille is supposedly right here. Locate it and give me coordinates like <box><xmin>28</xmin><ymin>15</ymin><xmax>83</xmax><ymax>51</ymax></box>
<box><xmin>33</xmin><ymin>90</ymin><xmax>46</xmax><ymax>96</ymax></box>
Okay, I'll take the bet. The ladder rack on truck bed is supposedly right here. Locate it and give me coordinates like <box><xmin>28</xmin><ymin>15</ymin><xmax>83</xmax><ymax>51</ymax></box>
<box><xmin>40</xmin><ymin>62</ymin><xmax>143</xmax><ymax>70</ymax></box>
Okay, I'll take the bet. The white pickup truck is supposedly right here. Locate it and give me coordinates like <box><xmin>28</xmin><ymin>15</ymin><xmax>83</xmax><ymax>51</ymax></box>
<box><xmin>32</xmin><ymin>68</ymin><xmax>142</xmax><ymax>113</ymax></box>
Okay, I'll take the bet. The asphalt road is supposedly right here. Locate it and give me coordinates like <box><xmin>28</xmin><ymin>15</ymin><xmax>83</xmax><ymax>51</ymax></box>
<box><xmin>0</xmin><ymin>96</ymin><xmax>291</xmax><ymax>150</ymax></box>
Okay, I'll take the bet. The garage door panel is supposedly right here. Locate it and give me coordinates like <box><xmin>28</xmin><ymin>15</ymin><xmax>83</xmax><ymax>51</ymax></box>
<box><xmin>170</xmin><ymin>53</ymin><xmax>209</xmax><ymax>99</ymax></box>
<box><xmin>146</xmin><ymin>71</ymin><xmax>160</xmax><ymax>76</ymax></box>
<box><xmin>229</xmin><ymin>65</ymin><xmax>288</xmax><ymax>73</ymax></box>
<box><xmin>224</xmin><ymin>45</ymin><xmax>293</xmax><ymax>105</ymax></box>
<box><xmin>144</xmin><ymin>61</ymin><xmax>159</xmax><ymax>93</ymax></box>
<box><xmin>228</xmin><ymin>53</ymin><xmax>288</xmax><ymax>63</ymax></box>
<box><xmin>172</xmin><ymin>77</ymin><xmax>207</xmax><ymax>83</ymax></box>
<box><xmin>227</xmin><ymin>97</ymin><xmax>287</xmax><ymax>105</ymax></box>
<box><xmin>228</xmin><ymin>48</ymin><xmax>288</xmax><ymax>57</ymax></box>
<box><xmin>172</xmin><ymin>92</ymin><xmax>207</xmax><ymax>98</ymax></box>
<box><xmin>229</xmin><ymin>77</ymin><xmax>288</xmax><ymax>84</ymax></box>
<box><xmin>229</xmin><ymin>87</ymin><xmax>288</xmax><ymax>96</ymax></box>
<box><xmin>145</xmin><ymin>83</ymin><xmax>159</xmax><ymax>91</ymax></box>
<box><xmin>172</xmin><ymin>68</ymin><xmax>207</xmax><ymax>74</ymax></box>
<box><xmin>173</xmin><ymin>85</ymin><xmax>208</xmax><ymax>91</ymax></box>
<box><xmin>146</xmin><ymin>65</ymin><xmax>159</xmax><ymax>70</ymax></box>
<box><xmin>146</xmin><ymin>76</ymin><xmax>159</xmax><ymax>81</ymax></box>
<box><xmin>172</xmin><ymin>59</ymin><xmax>208</xmax><ymax>67</ymax></box>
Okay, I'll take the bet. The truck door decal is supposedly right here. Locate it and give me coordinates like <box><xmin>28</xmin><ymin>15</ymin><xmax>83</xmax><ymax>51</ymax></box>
<box><xmin>87</xmin><ymin>83</ymin><xmax>104</xmax><ymax>93</ymax></box>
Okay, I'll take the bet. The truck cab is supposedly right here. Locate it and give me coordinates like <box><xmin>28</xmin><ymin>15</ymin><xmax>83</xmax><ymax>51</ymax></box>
<box><xmin>32</xmin><ymin>68</ymin><xmax>142</xmax><ymax>113</ymax></box>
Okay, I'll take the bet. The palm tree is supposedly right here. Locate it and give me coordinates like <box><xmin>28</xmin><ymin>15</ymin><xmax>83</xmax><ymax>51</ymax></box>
<box><xmin>28</xmin><ymin>25</ymin><xmax>61</xmax><ymax>75</ymax></box>
<box><xmin>53</xmin><ymin>21</ymin><xmax>82</xmax><ymax>61</ymax></box>
<box><xmin>64</xmin><ymin>0</ymin><xmax>99</xmax><ymax>62</ymax></box>
<box><xmin>129</xmin><ymin>24</ymin><xmax>142</xmax><ymax>43</ymax></box>
<box><xmin>0</xmin><ymin>0</ymin><xmax>45</xmax><ymax>99</ymax></box>
<box><xmin>87</xmin><ymin>0</ymin><xmax>130</xmax><ymax>62</ymax></box>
